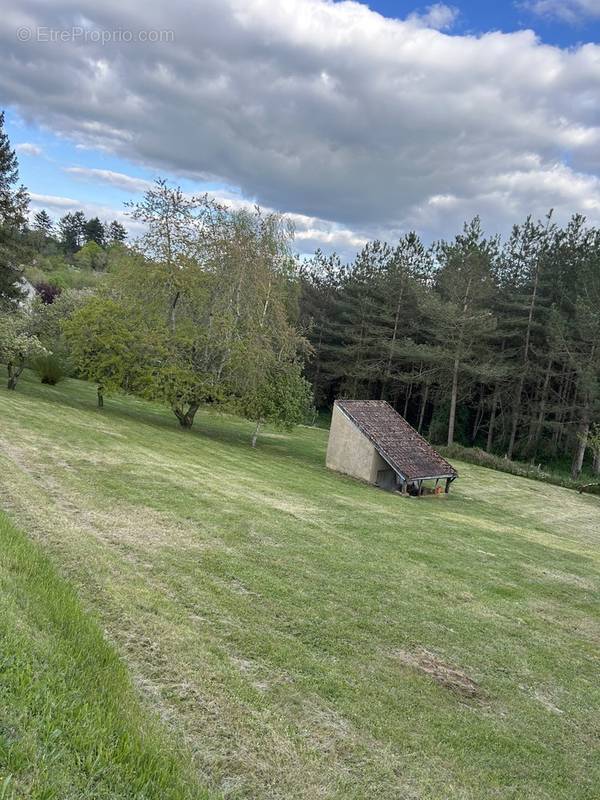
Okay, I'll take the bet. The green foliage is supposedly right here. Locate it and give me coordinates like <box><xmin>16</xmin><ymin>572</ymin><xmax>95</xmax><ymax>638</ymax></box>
<box><xmin>108</xmin><ymin>219</ymin><xmax>127</xmax><ymax>244</ymax></box>
<box><xmin>24</xmin><ymin>252</ymin><xmax>107</xmax><ymax>292</ymax></box>
<box><xmin>121</xmin><ymin>183</ymin><xmax>312</xmax><ymax>432</ymax></box>
<box><xmin>74</xmin><ymin>240</ymin><xmax>108</xmax><ymax>271</ymax></box>
<box><xmin>0</xmin><ymin>111</ymin><xmax>28</xmax><ymax>309</ymax></box>
<box><xmin>59</xmin><ymin>211</ymin><xmax>86</xmax><ymax>254</ymax></box>
<box><xmin>62</xmin><ymin>297</ymin><xmax>143</xmax><ymax>404</ymax></box>
<box><xmin>428</xmin><ymin>402</ymin><xmax>469</xmax><ymax>446</ymax></box>
<box><xmin>33</xmin><ymin>209</ymin><xmax>53</xmax><ymax>236</ymax></box>
<box><xmin>232</xmin><ymin>355</ymin><xmax>313</xmax><ymax>444</ymax></box>
<box><xmin>301</xmin><ymin>212</ymin><xmax>600</xmax><ymax>474</ymax></box>
<box><xmin>0</xmin><ymin>311</ymin><xmax>46</xmax><ymax>389</ymax></box>
<box><xmin>31</xmin><ymin>352</ymin><xmax>65</xmax><ymax>385</ymax></box>
<box><xmin>84</xmin><ymin>216</ymin><xmax>105</xmax><ymax>247</ymax></box>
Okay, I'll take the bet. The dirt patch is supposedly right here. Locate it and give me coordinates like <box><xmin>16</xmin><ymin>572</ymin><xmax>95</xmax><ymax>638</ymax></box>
<box><xmin>393</xmin><ymin>648</ymin><xmax>481</xmax><ymax>698</ymax></box>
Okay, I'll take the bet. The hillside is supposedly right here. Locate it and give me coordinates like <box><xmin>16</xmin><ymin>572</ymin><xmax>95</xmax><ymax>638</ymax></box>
<box><xmin>0</xmin><ymin>510</ymin><xmax>210</xmax><ymax>800</ymax></box>
<box><xmin>1</xmin><ymin>372</ymin><xmax>599</xmax><ymax>799</ymax></box>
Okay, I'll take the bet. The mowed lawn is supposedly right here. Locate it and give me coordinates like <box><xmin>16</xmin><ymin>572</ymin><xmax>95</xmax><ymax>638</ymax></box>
<box><xmin>1</xmin><ymin>372</ymin><xmax>599</xmax><ymax>799</ymax></box>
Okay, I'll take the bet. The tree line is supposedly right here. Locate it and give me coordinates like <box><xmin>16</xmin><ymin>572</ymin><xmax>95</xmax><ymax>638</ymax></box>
<box><xmin>1</xmin><ymin>108</ymin><xmax>599</xmax><ymax>472</ymax></box>
<box><xmin>298</xmin><ymin>216</ymin><xmax>600</xmax><ymax>478</ymax></box>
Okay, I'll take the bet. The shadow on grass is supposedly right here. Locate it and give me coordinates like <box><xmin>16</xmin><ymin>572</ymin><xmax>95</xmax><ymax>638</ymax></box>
<box><xmin>9</xmin><ymin>370</ymin><xmax>328</xmax><ymax>471</ymax></box>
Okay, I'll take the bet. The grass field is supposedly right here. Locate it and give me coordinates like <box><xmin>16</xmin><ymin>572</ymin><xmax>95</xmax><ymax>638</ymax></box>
<box><xmin>1</xmin><ymin>371</ymin><xmax>599</xmax><ymax>799</ymax></box>
<box><xmin>0</xmin><ymin>511</ymin><xmax>210</xmax><ymax>800</ymax></box>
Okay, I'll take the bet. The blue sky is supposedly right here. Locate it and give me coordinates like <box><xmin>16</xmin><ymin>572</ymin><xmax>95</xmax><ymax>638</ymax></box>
<box><xmin>366</xmin><ymin>1</ymin><xmax>600</xmax><ymax>46</ymax></box>
<box><xmin>2</xmin><ymin>0</ymin><xmax>600</xmax><ymax>256</ymax></box>
<box><xmin>6</xmin><ymin>112</ymin><xmax>241</xmax><ymax>233</ymax></box>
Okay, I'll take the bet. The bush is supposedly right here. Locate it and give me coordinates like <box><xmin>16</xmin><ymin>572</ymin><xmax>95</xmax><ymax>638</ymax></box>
<box><xmin>32</xmin><ymin>353</ymin><xmax>65</xmax><ymax>385</ymax></box>
<box><xmin>34</xmin><ymin>281</ymin><xmax>62</xmax><ymax>304</ymax></box>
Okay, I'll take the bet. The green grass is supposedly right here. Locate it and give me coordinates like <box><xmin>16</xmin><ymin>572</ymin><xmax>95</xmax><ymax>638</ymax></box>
<box><xmin>1</xmin><ymin>370</ymin><xmax>599</xmax><ymax>799</ymax></box>
<box><xmin>439</xmin><ymin>443</ymin><xmax>600</xmax><ymax>492</ymax></box>
<box><xmin>0</xmin><ymin>511</ymin><xmax>211</xmax><ymax>800</ymax></box>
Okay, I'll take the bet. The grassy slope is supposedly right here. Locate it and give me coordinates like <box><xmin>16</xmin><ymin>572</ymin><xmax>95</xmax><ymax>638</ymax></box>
<box><xmin>0</xmin><ymin>371</ymin><xmax>599</xmax><ymax>799</ymax></box>
<box><xmin>0</xmin><ymin>511</ymin><xmax>211</xmax><ymax>800</ymax></box>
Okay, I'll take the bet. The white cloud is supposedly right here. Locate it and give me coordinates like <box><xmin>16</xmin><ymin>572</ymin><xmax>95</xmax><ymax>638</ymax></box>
<box><xmin>29</xmin><ymin>192</ymin><xmax>79</xmax><ymax>209</ymax></box>
<box><xmin>15</xmin><ymin>142</ymin><xmax>42</xmax><ymax>156</ymax></box>
<box><xmin>523</xmin><ymin>0</ymin><xmax>600</xmax><ymax>23</ymax></box>
<box><xmin>407</xmin><ymin>3</ymin><xmax>459</xmax><ymax>30</ymax></box>
<box><xmin>1</xmin><ymin>0</ymin><xmax>600</xmax><ymax>254</ymax></box>
<box><xmin>65</xmin><ymin>167</ymin><xmax>153</xmax><ymax>193</ymax></box>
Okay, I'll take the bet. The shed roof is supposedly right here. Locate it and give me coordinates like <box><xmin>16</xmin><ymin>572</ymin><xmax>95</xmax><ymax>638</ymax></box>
<box><xmin>335</xmin><ymin>400</ymin><xmax>458</xmax><ymax>482</ymax></box>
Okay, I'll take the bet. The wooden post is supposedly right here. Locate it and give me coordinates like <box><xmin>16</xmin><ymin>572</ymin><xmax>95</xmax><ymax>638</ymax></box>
<box><xmin>445</xmin><ymin>478</ymin><xmax>451</xmax><ymax>494</ymax></box>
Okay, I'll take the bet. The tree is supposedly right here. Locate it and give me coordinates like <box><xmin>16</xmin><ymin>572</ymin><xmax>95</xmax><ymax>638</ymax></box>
<box><xmin>85</xmin><ymin>217</ymin><xmax>105</xmax><ymax>247</ymax></box>
<box><xmin>120</xmin><ymin>185</ymin><xmax>312</xmax><ymax>434</ymax></box>
<box><xmin>588</xmin><ymin>425</ymin><xmax>600</xmax><ymax>476</ymax></box>
<box><xmin>74</xmin><ymin>240</ymin><xmax>108</xmax><ymax>271</ymax></box>
<box><xmin>33</xmin><ymin>209</ymin><xmax>53</xmax><ymax>236</ymax></box>
<box><xmin>433</xmin><ymin>218</ymin><xmax>498</xmax><ymax>446</ymax></box>
<box><xmin>236</xmin><ymin>356</ymin><xmax>312</xmax><ymax>446</ymax></box>
<box><xmin>108</xmin><ymin>220</ymin><xmax>127</xmax><ymax>244</ymax></box>
<box><xmin>0</xmin><ymin>311</ymin><xmax>46</xmax><ymax>389</ymax></box>
<box><xmin>0</xmin><ymin>110</ymin><xmax>29</xmax><ymax>308</ymax></box>
<box><xmin>127</xmin><ymin>178</ymin><xmax>225</xmax><ymax>333</ymax></box>
<box><xmin>0</xmin><ymin>111</ymin><xmax>28</xmax><ymax>226</ymax></box>
<box><xmin>59</xmin><ymin>211</ymin><xmax>86</xmax><ymax>253</ymax></box>
<box><xmin>62</xmin><ymin>297</ymin><xmax>143</xmax><ymax>407</ymax></box>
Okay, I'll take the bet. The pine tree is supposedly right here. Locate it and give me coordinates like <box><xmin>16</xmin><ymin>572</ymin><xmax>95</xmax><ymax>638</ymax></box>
<box><xmin>85</xmin><ymin>216</ymin><xmax>106</xmax><ymax>247</ymax></box>
<box><xmin>0</xmin><ymin>110</ymin><xmax>29</xmax><ymax>307</ymax></box>
<box><xmin>59</xmin><ymin>211</ymin><xmax>87</xmax><ymax>253</ymax></box>
<box><xmin>433</xmin><ymin>218</ymin><xmax>498</xmax><ymax>446</ymax></box>
<box><xmin>33</xmin><ymin>209</ymin><xmax>53</xmax><ymax>236</ymax></box>
<box><xmin>108</xmin><ymin>220</ymin><xmax>127</xmax><ymax>244</ymax></box>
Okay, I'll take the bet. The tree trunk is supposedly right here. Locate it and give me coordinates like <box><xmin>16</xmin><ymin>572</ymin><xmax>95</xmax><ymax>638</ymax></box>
<box><xmin>381</xmin><ymin>283</ymin><xmax>404</xmax><ymax>399</ymax></box>
<box><xmin>169</xmin><ymin>290</ymin><xmax>181</xmax><ymax>332</ymax></box>
<box><xmin>6</xmin><ymin>363</ymin><xmax>22</xmax><ymax>390</ymax></box>
<box><xmin>528</xmin><ymin>356</ymin><xmax>552</xmax><ymax>456</ymax></box>
<box><xmin>447</xmin><ymin>355</ymin><xmax>460</xmax><ymax>446</ymax></box>
<box><xmin>508</xmin><ymin>256</ymin><xmax>541</xmax><ymax>460</ymax></box>
<box><xmin>593</xmin><ymin>450</ymin><xmax>600</xmax><ymax>476</ymax></box>
<box><xmin>486</xmin><ymin>385</ymin><xmax>499</xmax><ymax>452</ymax></box>
<box><xmin>571</xmin><ymin>414</ymin><xmax>590</xmax><ymax>479</ymax></box>
<box><xmin>507</xmin><ymin>372</ymin><xmax>524</xmax><ymax>460</ymax></box>
<box><xmin>251</xmin><ymin>420</ymin><xmax>262</xmax><ymax>448</ymax></box>
<box><xmin>552</xmin><ymin>368</ymin><xmax>571</xmax><ymax>455</ymax></box>
<box><xmin>471</xmin><ymin>395</ymin><xmax>484</xmax><ymax>443</ymax></box>
<box><xmin>403</xmin><ymin>383</ymin><xmax>412</xmax><ymax>419</ymax></box>
<box><xmin>97</xmin><ymin>386</ymin><xmax>104</xmax><ymax>408</ymax></box>
<box><xmin>417</xmin><ymin>383</ymin><xmax>429</xmax><ymax>433</ymax></box>
<box><xmin>173</xmin><ymin>402</ymin><xmax>199</xmax><ymax>429</ymax></box>
<box><xmin>447</xmin><ymin>277</ymin><xmax>472</xmax><ymax>448</ymax></box>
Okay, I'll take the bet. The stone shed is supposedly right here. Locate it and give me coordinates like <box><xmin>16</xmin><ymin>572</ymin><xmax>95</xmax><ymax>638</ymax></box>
<box><xmin>326</xmin><ymin>399</ymin><xmax>458</xmax><ymax>495</ymax></box>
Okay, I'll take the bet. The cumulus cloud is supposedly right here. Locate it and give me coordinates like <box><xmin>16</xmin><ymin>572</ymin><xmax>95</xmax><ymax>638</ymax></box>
<box><xmin>15</xmin><ymin>142</ymin><xmax>42</xmax><ymax>156</ymax></box>
<box><xmin>2</xmin><ymin>0</ymin><xmax>600</xmax><ymax>253</ymax></box>
<box><xmin>523</xmin><ymin>0</ymin><xmax>600</xmax><ymax>23</ymax></box>
<box><xmin>407</xmin><ymin>3</ymin><xmax>459</xmax><ymax>30</ymax></box>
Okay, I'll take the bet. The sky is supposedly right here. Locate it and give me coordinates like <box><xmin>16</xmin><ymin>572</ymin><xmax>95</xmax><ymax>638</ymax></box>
<box><xmin>1</xmin><ymin>0</ymin><xmax>600</xmax><ymax>258</ymax></box>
